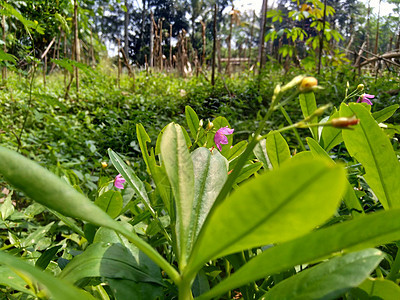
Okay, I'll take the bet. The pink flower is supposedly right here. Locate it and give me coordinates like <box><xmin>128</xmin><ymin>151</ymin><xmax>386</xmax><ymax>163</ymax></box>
<box><xmin>214</xmin><ymin>126</ymin><xmax>234</xmax><ymax>151</ymax></box>
<box><xmin>356</xmin><ymin>93</ymin><xmax>374</xmax><ymax>105</ymax></box>
<box><xmin>114</xmin><ymin>174</ymin><xmax>126</xmax><ymax>189</ymax></box>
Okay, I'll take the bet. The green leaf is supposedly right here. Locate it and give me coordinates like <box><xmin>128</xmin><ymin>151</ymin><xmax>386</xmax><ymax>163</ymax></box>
<box><xmin>21</xmin><ymin>222</ymin><xmax>54</xmax><ymax>248</ymax></box>
<box><xmin>299</xmin><ymin>92</ymin><xmax>318</xmax><ymax>139</ymax></box>
<box><xmin>1</xmin><ymin>190</ymin><xmax>14</xmax><ymax>220</ymax></box>
<box><xmin>106</xmin><ymin>278</ymin><xmax>162</xmax><ymax>300</ymax></box>
<box><xmin>253</xmin><ymin>138</ymin><xmax>272</xmax><ymax>169</ymax></box>
<box><xmin>59</xmin><ymin>242</ymin><xmax>162</xmax><ymax>285</ymax></box>
<box><xmin>185</xmin><ymin>106</ymin><xmax>200</xmax><ymax>140</ymax></box>
<box><xmin>0</xmin><ymin>251</ymin><xmax>95</xmax><ymax>300</ymax></box>
<box><xmin>0</xmin><ymin>146</ymin><xmax>179</xmax><ymax>284</ymax></box>
<box><xmin>372</xmin><ymin>104</ymin><xmax>399</xmax><ymax>123</ymax></box>
<box><xmin>0</xmin><ymin>266</ymin><xmax>35</xmax><ymax>295</ymax></box>
<box><xmin>95</xmin><ymin>190</ymin><xmax>123</xmax><ymax>219</ymax></box>
<box><xmin>351</xmin><ymin>278</ymin><xmax>400</xmax><ymax>298</ymax></box>
<box><xmin>307</xmin><ymin>137</ymin><xmax>364</xmax><ymax>217</ymax></box>
<box><xmin>340</xmin><ymin>103</ymin><xmax>400</xmax><ymax>209</ymax></box>
<box><xmin>161</xmin><ymin>123</ymin><xmax>195</xmax><ymax>267</ymax></box>
<box><xmin>266</xmin><ymin>131</ymin><xmax>291</xmax><ymax>168</ymax></box>
<box><xmin>35</xmin><ymin>245</ymin><xmax>62</xmax><ymax>270</ymax></box>
<box><xmin>264</xmin><ymin>249</ymin><xmax>383</xmax><ymax>300</ymax></box>
<box><xmin>319</xmin><ymin>108</ymin><xmax>342</xmax><ymax>151</ymax></box>
<box><xmin>189</xmin><ymin>156</ymin><xmax>346</xmax><ymax>272</ymax></box>
<box><xmin>108</xmin><ymin>149</ymin><xmax>155</xmax><ymax>215</ymax></box>
<box><xmin>0</xmin><ymin>49</ymin><xmax>17</xmax><ymax>63</ymax></box>
<box><xmin>189</xmin><ymin>148</ymin><xmax>228</xmax><ymax>245</ymax></box>
<box><xmin>234</xmin><ymin>162</ymin><xmax>263</xmax><ymax>184</ymax></box>
<box><xmin>136</xmin><ymin>123</ymin><xmax>152</xmax><ymax>174</ymax></box>
<box><xmin>197</xmin><ymin>208</ymin><xmax>400</xmax><ymax>300</ymax></box>
<box><xmin>227</xmin><ymin>140</ymin><xmax>247</xmax><ymax>161</ymax></box>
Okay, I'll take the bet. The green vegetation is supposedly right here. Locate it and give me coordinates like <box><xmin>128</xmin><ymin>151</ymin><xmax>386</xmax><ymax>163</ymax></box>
<box><xmin>1</xmin><ymin>0</ymin><xmax>400</xmax><ymax>299</ymax></box>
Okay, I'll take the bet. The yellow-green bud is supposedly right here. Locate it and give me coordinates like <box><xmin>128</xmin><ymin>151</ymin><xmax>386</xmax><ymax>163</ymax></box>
<box><xmin>101</xmin><ymin>162</ymin><xmax>108</xmax><ymax>168</ymax></box>
<box><xmin>357</xmin><ymin>84</ymin><xmax>364</xmax><ymax>91</ymax></box>
<box><xmin>206</xmin><ymin>121</ymin><xmax>214</xmax><ymax>131</ymax></box>
<box><xmin>299</xmin><ymin>77</ymin><xmax>318</xmax><ymax>93</ymax></box>
<box><xmin>199</xmin><ymin>119</ymin><xmax>204</xmax><ymax>127</ymax></box>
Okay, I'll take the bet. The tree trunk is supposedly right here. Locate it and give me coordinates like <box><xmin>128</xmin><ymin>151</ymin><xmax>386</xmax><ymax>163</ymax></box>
<box><xmin>374</xmin><ymin>0</ymin><xmax>381</xmax><ymax>55</ymax></box>
<box><xmin>317</xmin><ymin>0</ymin><xmax>327</xmax><ymax>74</ymax></box>
<box><xmin>117</xmin><ymin>38</ymin><xmax>121</xmax><ymax>88</ymax></box>
<box><xmin>150</xmin><ymin>11</ymin><xmax>154</xmax><ymax>68</ymax></box>
<box><xmin>74</xmin><ymin>0</ymin><xmax>80</xmax><ymax>94</ymax></box>
<box><xmin>200</xmin><ymin>20</ymin><xmax>206</xmax><ymax>67</ymax></box>
<box><xmin>248</xmin><ymin>10</ymin><xmax>255</xmax><ymax>69</ymax></box>
<box><xmin>225</xmin><ymin>5</ymin><xmax>234</xmax><ymax>76</ymax></box>
<box><xmin>366</xmin><ymin>0</ymin><xmax>371</xmax><ymax>58</ymax></box>
<box><xmin>257</xmin><ymin>0</ymin><xmax>268</xmax><ymax>74</ymax></box>
<box><xmin>124</xmin><ymin>0</ymin><xmax>129</xmax><ymax>58</ymax></box>
<box><xmin>211</xmin><ymin>4</ymin><xmax>217</xmax><ymax>86</ymax></box>
<box><xmin>169</xmin><ymin>24</ymin><xmax>172</xmax><ymax>68</ymax></box>
<box><xmin>2</xmin><ymin>15</ymin><xmax>7</xmax><ymax>84</ymax></box>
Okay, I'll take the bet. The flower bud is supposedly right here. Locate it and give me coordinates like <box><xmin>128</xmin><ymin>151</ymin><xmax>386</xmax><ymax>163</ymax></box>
<box><xmin>206</xmin><ymin>121</ymin><xmax>214</xmax><ymax>131</ymax></box>
<box><xmin>281</xmin><ymin>75</ymin><xmax>305</xmax><ymax>92</ymax></box>
<box><xmin>331</xmin><ymin>117</ymin><xmax>360</xmax><ymax>128</ymax></box>
<box><xmin>101</xmin><ymin>162</ymin><xmax>108</xmax><ymax>168</ymax></box>
<box><xmin>357</xmin><ymin>84</ymin><xmax>364</xmax><ymax>91</ymax></box>
<box><xmin>299</xmin><ymin>77</ymin><xmax>318</xmax><ymax>93</ymax></box>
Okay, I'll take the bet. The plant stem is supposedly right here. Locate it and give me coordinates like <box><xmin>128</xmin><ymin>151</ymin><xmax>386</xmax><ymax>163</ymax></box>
<box><xmin>388</xmin><ymin>247</ymin><xmax>400</xmax><ymax>281</ymax></box>
<box><xmin>279</xmin><ymin>107</ymin><xmax>306</xmax><ymax>151</ymax></box>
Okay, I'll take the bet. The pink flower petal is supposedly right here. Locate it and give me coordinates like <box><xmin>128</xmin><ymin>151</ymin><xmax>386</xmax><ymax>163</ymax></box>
<box><xmin>114</xmin><ymin>174</ymin><xmax>126</xmax><ymax>189</ymax></box>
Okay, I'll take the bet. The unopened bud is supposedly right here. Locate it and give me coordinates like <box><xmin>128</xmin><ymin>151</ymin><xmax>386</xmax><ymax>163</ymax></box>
<box><xmin>313</xmin><ymin>104</ymin><xmax>332</xmax><ymax>117</ymax></box>
<box><xmin>206</xmin><ymin>121</ymin><xmax>214</xmax><ymax>131</ymax></box>
<box><xmin>281</xmin><ymin>75</ymin><xmax>305</xmax><ymax>92</ymax></box>
<box><xmin>357</xmin><ymin>84</ymin><xmax>364</xmax><ymax>91</ymax></box>
<box><xmin>199</xmin><ymin>119</ymin><xmax>204</xmax><ymax>127</ymax></box>
<box><xmin>299</xmin><ymin>77</ymin><xmax>318</xmax><ymax>93</ymax></box>
<box><xmin>331</xmin><ymin>117</ymin><xmax>360</xmax><ymax>128</ymax></box>
<box><xmin>101</xmin><ymin>162</ymin><xmax>108</xmax><ymax>168</ymax></box>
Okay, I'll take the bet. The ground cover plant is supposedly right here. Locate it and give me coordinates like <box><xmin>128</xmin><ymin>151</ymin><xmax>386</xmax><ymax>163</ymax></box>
<box><xmin>1</xmin><ymin>70</ymin><xmax>400</xmax><ymax>299</ymax></box>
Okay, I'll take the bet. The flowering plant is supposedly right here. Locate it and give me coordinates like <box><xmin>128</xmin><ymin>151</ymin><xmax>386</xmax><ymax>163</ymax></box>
<box><xmin>0</xmin><ymin>77</ymin><xmax>399</xmax><ymax>299</ymax></box>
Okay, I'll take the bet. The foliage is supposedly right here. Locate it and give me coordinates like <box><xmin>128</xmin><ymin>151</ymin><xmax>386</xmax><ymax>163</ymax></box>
<box><xmin>1</xmin><ymin>68</ymin><xmax>400</xmax><ymax>299</ymax></box>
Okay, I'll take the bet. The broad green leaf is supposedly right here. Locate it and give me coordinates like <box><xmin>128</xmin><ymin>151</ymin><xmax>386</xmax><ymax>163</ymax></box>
<box><xmin>35</xmin><ymin>245</ymin><xmax>62</xmax><ymax>270</ymax></box>
<box><xmin>189</xmin><ymin>148</ymin><xmax>228</xmax><ymax>245</ymax></box>
<box><xmin>234</xmin><ymin>162</ymin><xmax>263</xmax><ymax>184</ymax></box>
<box><xmin>0</xmin><ymin>266</ymin><xmax>35</xmax><ymax>296</ymax></box>
<box><xmin>197</xmin><ymin>208</ymin><xmax>400</xmax><ymax>300</ymax></box>
<box><xmin>0</xmin><ymin>251</ymin><xmax>95</xmax><ymax>300</ymax></box>
<box><xmin>227</xmin><ymin>140</ymin><xmax>247</xmax><ymax>161</ymax></box>
<box><xmin>0</xmin><ymin>146</ymin><xmax>179</xmax><ymax>284</ymax></box>
<box><xmin>264</xmin><ymin>249</ymin><xmax>383</xmax><ymax>300</ymax></box>
<box><xmin>188</xmin><ymin>156</ymin><xmax>346</xmax><ymax>272</ymax></box>
<box><xmin>185</xmin><ymin>106</ymin><xmax>200</xmax><ymax>140</ymax></box>
<box><xmin>161</xmin><ymin>123</ymin><xmax>195</xmax><ymax>267</ymax></box>
<box><xmin>108</xmin><ymin>149</ymin><xmax>155</xmax><ymax>215</ymax></box>
<box><xmin>94</xmin><ymin>190</ymin><xmax>123</xmax><ymax>219</ymax></box>
<box><xmin>1</xmin><ymin>190</ymin><xmax>14</xmax><ymax>220</ymax></box>
<box><xmin>319</xmin><ymin>108</ymin><xmax>342</xmax><ymax>152</ymax></box>
<box><xmin>307</xmin><ymin>137</ymin><xmax>364</xmax><ymax>217</ymax></box>
<box><xmin>351</xmin><ymin>278</ymin><xmax>400</xmax><ymax>298</ymax></box>
<box><xmin>93</xmin><ymin>225</ymin><xmax>161</xmax><ymax>281</ymax></box>
<box><xmin>136</xmin><ymin>124</ymin><xmax>173</xmax><ymax>215</ymax></box>
<box><xmin>372</xmin><ymin>104</ymin><xmax>399</xmax><ymax>123</ymax></box>
<box><xmin>265</xmin><ymin>131</ymin><xmax>291</xmax><ymax>168</ymax></box>
<box><xmin>340</xmin><ymin>103</ymin><xmax>400</xmax><ymax>209</ymax></box>
<box><xmin>106</xmin><ymin>278</ymin><xmax>162</xmax><ymax>300</ymax></box>
<box><xmin>299</xmin><ymin>92</ymin><xmax>318</xmax><ymax>139</ymax></box>
<box><xmin>0</xmin><ymin>146</ymin><xmax>117</xmax><ymax>229</ymax></box>
<box><xmin>59</xmin><ymin>242</ymin><xmax>162</xmax><ymax>285</ymax></box>
<box><xmin>253</xmin><ymin>138</ymin><xmax>272</xmax><ymax>169</ymax></box>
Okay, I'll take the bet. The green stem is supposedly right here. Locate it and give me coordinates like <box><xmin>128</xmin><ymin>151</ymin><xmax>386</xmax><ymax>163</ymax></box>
<box><xmin>179</xmin><ymin>276</ymin><xmax>194</xmax><ymax>300</ymax></box>
<box><xmin>279</xmin><ymin>107</ymin><xmax>306</xmax><ymax>151</ymax></box>
<box><xmin>388</xmin><ymin>248</ymin><xmax>400</xmax><ymax>281</ymax></box>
